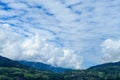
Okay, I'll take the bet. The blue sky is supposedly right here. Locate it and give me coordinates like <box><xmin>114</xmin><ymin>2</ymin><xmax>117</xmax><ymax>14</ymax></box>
<box><xmin>0</xmin><ymin>0</ymin><xmax>120</xmax><ymax>69</ymax></box>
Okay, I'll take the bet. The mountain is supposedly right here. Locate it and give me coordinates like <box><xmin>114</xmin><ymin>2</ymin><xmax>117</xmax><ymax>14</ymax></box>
<box><xmin>18</xmin><ymin>60</ymin><xmax>70</xmax><ymax>72</ymax></box>
<box><xmin>0</xmin><ymin>55</ymin><xmax>64</xmax><ymax>80</ymax></box>
<box><xmin>88</xmin><ymin>61</ymin><xmax>120</xmax><ymax>70</ymax></box>
<box><xmin>0</xmin><ymin>56</ymin><xmax>25</xmax><ymax>68</ymax></box>
<box><xmin>0</xmin><ymin>55</ymin><xmax>70</xmax><ymax>72</ymax></box>
<box><xmin>0</xmin><ymin>55</ymin><xmax>120</xmax><ymax>80</ymax></box>
<box><xmin>63</xmin><ymin>61</ymin><xmax>120</xmax><ymax>80</ymax></box>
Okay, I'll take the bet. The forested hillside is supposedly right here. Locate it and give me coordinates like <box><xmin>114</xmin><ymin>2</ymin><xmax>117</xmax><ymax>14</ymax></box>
<box><xmin>0</xmin><ymin>56</ymin><xmax>120</xmax><ymax>80</ymax></box>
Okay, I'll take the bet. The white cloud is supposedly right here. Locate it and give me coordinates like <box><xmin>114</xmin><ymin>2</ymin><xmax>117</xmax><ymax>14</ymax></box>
<box><xmin>0</xmin><ymin>24</ymin><xmax>23</xmax><ymax>59</ymax></box>
<box><xmin>0</xmin><ymin>24</ymin><xmax>83</xmax><ymax>69</ymax></box>
<box><xmin>8</xmin><ymin>3</ymin><xmax>28</xmax><ymax>9</ymax></box>
<box><xmin>21</xmin><ymin>34</ymin><xmax>83</xmax><ymax>69</ymax></box>
<box><xmin>64</xmin><ymin>0</ymin><xmax>80</xmax><ymax>5</ymax></box>
<box><xmin>102</xmin><ymin>39</ymin><xmax>120</xmax><ymax>63</ymax></box>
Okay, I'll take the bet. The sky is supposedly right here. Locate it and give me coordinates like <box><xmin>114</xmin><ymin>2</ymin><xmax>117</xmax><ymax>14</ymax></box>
<box><xmin>0</xmin><ymin>0</ymin><xmax>120</xmax><ymax>69</ymax></box>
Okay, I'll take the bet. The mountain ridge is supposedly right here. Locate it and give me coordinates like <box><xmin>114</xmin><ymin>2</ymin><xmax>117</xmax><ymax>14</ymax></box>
<box><xmin>0</xmin><ymin>56</ymin><xmax>25</xmax><ymax>68</ymax></box>
<box><xmin>0</xmin><ymin>55</ymin><xmax>120</xmax><ymax>80</ymax></box>
<box><xmin>88</xmin><ymin>61</ymin><xmax>120</xmax><ymax>69</ymax></box>
<box><xmin>18</xmin><ymin>60</ymin><xmax>71</xmax><ymax>72</ymax></box>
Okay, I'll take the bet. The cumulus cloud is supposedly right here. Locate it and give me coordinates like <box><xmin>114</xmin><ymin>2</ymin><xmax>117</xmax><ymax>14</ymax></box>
<box><xmin>0</xmin><ymin>24</ymin><xmax>83</xmax><ymax>69</ymax></box>
<box><xmin>102</xmin><ymin>39</ymin><xmax>120</xmax><ymax>63</ymax></box>
<box><xmin>21</xmin><ymin>34</ymin><xmax>83</xmax><ymax>69</ymax></box>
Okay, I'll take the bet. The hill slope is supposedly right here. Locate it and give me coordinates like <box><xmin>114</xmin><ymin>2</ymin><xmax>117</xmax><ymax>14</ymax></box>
<box><xmin>0</xmin><ymin>56</ymin><xmax>64</xmax><ymax>80</ymax></box>
<box><xmin>63</xmin><ymin>62</ymin><xmax>120</xmax><ymax>80</ymax></box>
<box><xmin>18</xmin><ymin>60</ymin><xmax>70</xmax><ymax>72</ymax></box>
<box><xmin>0</xmin><ymin>55</ymin><xmax>120</xmax><ymax>80</ymax></box>
<box><xmin>0</xmin><ymin>56</ymin><xmax>25</xmax><ymax>68</ymax></box>
<box><xmin>88</xmin><ymin>61</ymin><xmax>120</xmax><ymax>69</ymax></box>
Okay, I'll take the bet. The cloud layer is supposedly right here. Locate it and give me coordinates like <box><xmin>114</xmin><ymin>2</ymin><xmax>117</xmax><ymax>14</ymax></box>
<box><xmin>0</xmin><ymin>0</ymin><xmax>120</xmax><ymax>68</ymax></box>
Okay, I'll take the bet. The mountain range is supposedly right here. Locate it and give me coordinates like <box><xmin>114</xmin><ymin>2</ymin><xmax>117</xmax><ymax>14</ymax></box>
<box><xmin>0</xmin><ymin>55</ymin><xmax>120</xmax><ymax>80</ymax></box>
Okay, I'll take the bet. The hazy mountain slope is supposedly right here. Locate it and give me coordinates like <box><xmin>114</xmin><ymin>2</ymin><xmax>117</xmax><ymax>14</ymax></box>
<box><xmin>18</xmin><ymin>60</ymin><xmax>70</xmax><ymax>72</ymax></box>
